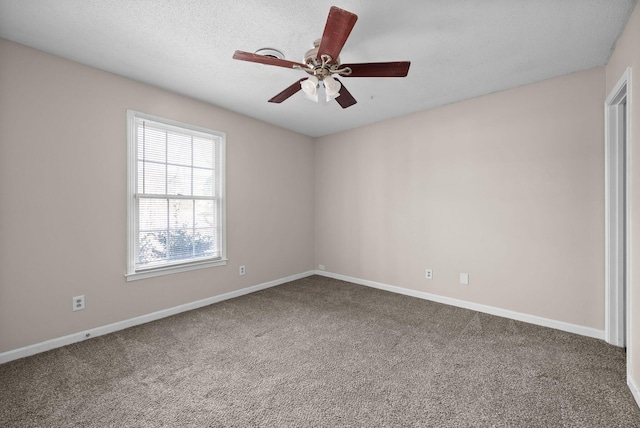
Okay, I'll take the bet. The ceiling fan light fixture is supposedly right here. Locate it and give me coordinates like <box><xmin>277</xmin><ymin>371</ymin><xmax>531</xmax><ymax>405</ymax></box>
<box><xmin>301</xmin><ymin>75</ymin><xmax>319</xmax><ymax>99</ymax></box>
<box><xmin>305</xmin><ymin>93</ymin><xmax>319</xmax><ymax>103</ymax></box>
<box><xmin>323</xmin><ymin>75</ymin><xmax>341</xmax><ymax>100</ymax></box>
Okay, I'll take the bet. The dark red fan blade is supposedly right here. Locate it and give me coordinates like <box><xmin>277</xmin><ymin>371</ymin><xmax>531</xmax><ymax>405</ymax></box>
<box><xmin>341</xmin><ymin>61</ymin><xmax>411</xmax><ymax>77</ymax></box>
<box><xmin>233</xmin><ymin>50</ymin><xmax>307</xmax><ymax>69</ymax></box>
<box><xmin>334</xmin><ymin>78</ymin><xmax>357</xmax><ymax>108</ymax></box>
<box><xmin>268</xmin><ymin>78</ymin><xmax>308</xmax><ymax>103</ymax></box>
<box><xmin>317</xmin><ymin>6</ymin><xmax>358</xmax><ymax>62</ymax></box>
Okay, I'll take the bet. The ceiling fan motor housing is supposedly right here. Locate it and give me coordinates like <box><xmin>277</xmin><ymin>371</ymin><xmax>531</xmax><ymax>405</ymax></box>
<box><xmin>302</xmin><ymin>40</ymin><xmax>351</xmax><ymax>80</ymax></box>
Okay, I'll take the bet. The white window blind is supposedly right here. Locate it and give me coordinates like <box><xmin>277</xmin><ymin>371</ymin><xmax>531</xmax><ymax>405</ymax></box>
<box><xmin>126</xmin><ymin>110</ymin><xmax>226</xmax><ymax>280</ymax></box>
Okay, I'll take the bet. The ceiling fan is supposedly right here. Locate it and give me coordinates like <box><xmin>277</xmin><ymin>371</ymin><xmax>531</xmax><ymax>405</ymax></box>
<box><xmin>232</xmin><ymin>6</ymin><xmax>411</xmax><ymax>109</ymax></box>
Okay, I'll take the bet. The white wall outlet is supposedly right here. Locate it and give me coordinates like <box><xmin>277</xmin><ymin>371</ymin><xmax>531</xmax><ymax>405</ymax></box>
<box><xmin>239</xmin><ymin>265</ymin><xmax>246</xmax><ymax>276</ymax></box>
<box><xmin>318</xmin><ymin>264</ymin><xmax>325</xmax><ymax>271</ymax></box>
<box><xmin>72</xmin><ymin>295</ymin><xmax>85</xmax><ymax>311</ymax></box>
<box><xmin>460</xmin><ymin>273</ymin><xmax>469</xmax><ymax>285</ymax></box>
<box><xmin>426</xmin><ymin>269</ymin><xmax>433</xmax><ymax>280</ymax></box>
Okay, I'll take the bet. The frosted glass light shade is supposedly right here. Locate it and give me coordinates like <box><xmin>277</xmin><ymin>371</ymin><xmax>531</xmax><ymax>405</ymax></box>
<box><xmin>301</xmin><ymin>76</ymin><xmax>319</xmax><ymax>96</ymax></box>
<box><xmin>323</xmin><ymin>75</ymin><xmax>341</xmax><ymax>98</ymax></box>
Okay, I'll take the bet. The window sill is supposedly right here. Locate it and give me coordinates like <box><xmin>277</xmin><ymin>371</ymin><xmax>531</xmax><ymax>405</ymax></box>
<box><xmin>125</xmin><ymin>258</ymin><xmax>228</xmax><ymax>281</ymax></box>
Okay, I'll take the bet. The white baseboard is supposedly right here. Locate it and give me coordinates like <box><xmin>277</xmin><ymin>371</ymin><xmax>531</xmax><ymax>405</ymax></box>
<box><xmin>0</xmin><ymin>270</ymin><xmax>607</xmax><ymax>365</ymax></box>
<box><xmin>315</xmin><ymin>270</ymin><xmax>605</xmax><ymax>340</ymax></box>
<box><xmin>630</xmin><ymin>376</ymin><xmax>640</xmax><ymax>409</ymax></box>
<box><xmin>0</xmin><ymin>271</ymin><xmax>315</xmax><ymax>365</ymax></box>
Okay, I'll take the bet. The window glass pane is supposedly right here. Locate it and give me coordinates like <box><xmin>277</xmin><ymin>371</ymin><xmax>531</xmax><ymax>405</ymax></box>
<box><xmin>195</xmin><ymin>228</ymin><xmax>216</xmax><ymax>257</ymax></box>
<box><xmin>168</xmin><ymin>228</ymin><xmax>194</xmax><ymax>261</ymax></box>
<box><xmin>167</xmin><ymin>133</ymin><xmax>192</xmax><ymax>166</ymax></box>
<box><xmin>137</xmin><ymin>161</ymin><xmax>144</xmax><ymax>193</ymax></box>
<box><xmin>167</xmin><ymin>165</ymin><xmax>192</xmax><ymax>195</ymax></box>
<box><xmin>193</xmin><ymin>137</ymin><xmax>214</xmax><ymax>168</ymax></box>
<box><xmin>169</xmin><ymin>199</ymin><xmax>194</xmax><ymax>229</ymax></box>
<box><xmin>195</xmin><ymin>200</ymin><xmax>215</xmax><ymax>227</ymax></box>
<box><xmin>139</xmin><ymin>198</ymin><xmax>168</xmax><ymax>231</ymax></box>
<box><xmin>138</xmin><ymin>231</ymin><xmax>167</xmax><ymax>266</ymax></box>
<box><xmin>143</xmin><ymin>162</ymin><xmax>166</xmax><ymax>194</ymax></box>
<box><xmin>193</xmin><ymin>168</ymin><xmax>213</xmax><ymax>197</ymax></box>
<box><xmin>140</xmin><ymin>126</ymin><xmax>166</xmax><ymax>163</ymax></box>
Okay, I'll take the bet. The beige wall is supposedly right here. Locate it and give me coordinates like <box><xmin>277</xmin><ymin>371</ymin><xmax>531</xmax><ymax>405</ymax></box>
<box><xmin>315</xmin><ymin>66</ymin><xmax>606</xmax><ymax>329</ymax></box>
<box><xmin>606</xmin><ymin>2</ymin><xmax>640</xmax><ymax>395</ymax></box>
<box><xmin>0</xmin><ymin>39</ymin><xmax>315</xmax><ymax>353</ymax></box>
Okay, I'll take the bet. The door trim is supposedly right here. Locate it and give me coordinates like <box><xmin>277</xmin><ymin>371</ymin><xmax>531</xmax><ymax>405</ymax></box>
<box><xmin>604</xmin><ymin>67</ymin><xmax>631</xmax><ymax>350</ymax></box>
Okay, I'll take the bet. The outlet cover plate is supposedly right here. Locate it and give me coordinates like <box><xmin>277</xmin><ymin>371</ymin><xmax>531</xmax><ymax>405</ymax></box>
<box><xmin>73</xmin><ymin>295</ymin><xmax>85</xmax><ymax>311</ymax></box>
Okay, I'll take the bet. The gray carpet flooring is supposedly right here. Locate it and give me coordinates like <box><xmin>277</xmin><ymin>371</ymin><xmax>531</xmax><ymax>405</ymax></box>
<box><xmin>2</xmin><ymin>275</ymin><xmax>640</xmax><ymax>427</ymax></box>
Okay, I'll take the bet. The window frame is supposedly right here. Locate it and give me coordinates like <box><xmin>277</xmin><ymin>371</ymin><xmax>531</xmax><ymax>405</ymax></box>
<box><xmin>126</xmin><ymin>110</ymin><xmax>227</xmax><ymax>281</ymax></box>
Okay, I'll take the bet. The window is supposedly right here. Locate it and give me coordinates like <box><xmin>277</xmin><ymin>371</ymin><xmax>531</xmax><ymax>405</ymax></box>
<box><xmin>126</xmin><ymin>110</ymin><xmax>226</xmax><ymax>280</ymax></box>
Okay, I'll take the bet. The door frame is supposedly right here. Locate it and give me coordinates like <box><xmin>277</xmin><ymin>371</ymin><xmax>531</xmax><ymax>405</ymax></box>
<box><xmin>604</xmin><ymin>67</ymin><xmax>631</xmax><ymax>351</ymax></box>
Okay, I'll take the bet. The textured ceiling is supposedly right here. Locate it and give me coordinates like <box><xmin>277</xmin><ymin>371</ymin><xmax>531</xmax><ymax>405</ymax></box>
<box><xmin>0</xmin><ymin>0</ymin><xmax>636</xmax><ymax>137</ymax></box>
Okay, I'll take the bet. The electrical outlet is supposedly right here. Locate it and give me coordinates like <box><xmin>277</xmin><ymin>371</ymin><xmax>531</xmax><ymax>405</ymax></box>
<box><xmin>72</xmin><ymin>295</ymin><xmax>85</xmax><ymax>311</ymax></box>
<box><xmin>426</xmin><ymin>269</ymin><xmax>433</xmax><ymax>280</ymax></box>
<box><xmin>239</xmin><ymin>265</ymin><xmax>246</xmax><ymax>276</ymax></box>
<box><xmin>460</xmin><ymin>273</ymin><xmax>469</xmax><ymax>285</ymax></box>
<box><xmin>318</xmin><ymin>264</ymin><xmax>325</xmax><ymax>271</ymax></box>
